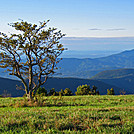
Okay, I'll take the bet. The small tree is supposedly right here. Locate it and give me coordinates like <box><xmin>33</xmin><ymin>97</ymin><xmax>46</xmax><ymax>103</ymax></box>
<box><xmin>110</xmin><ymin>88</ymin><xmax>115</xmax><ymax>95</ymax></box>
<box><xmin>34</xmin><ymin>87</ymin><xmax>47</xmax><ymax>96</ymax></box>
<box><xmin>107</xmin><ymin>88</ymin><xmax>115</xmax><ymax>95</ymax></box>
<box><xmin>75</xmin><ymin>84</ymin><xmax>90</xmax><ymax>95</ymax></box>
<box><xmin>0</xmin><ymin>20</ymin><xmax>65</xmax><ymax>100</ymax></box>
<box><xmin>59</xmin><ymin>89</ymin><xmax>64</xmax><ymax>96</ymax></box>
<box><xmin>91</xmin><ymin>85</ymin><xmax>97</xmax><ymax>95</ymax></box>
<box><xmin>63</xmin><ymin>88</ymin><xmax>73</xmax><ymax>96</ymax></box>
<box><xmin>107</xmin><ymin>89</ymin><xmax>111</xmax><ymax>95</ymax></box>
<box><xmin>48</xmin><ymin>88</ymin><xmax>56</xmax><ymax>96</ymax></box>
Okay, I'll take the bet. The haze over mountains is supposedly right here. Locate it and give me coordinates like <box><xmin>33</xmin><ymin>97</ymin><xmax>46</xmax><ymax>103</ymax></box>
<box><xmin>61</xmin><ymin>37</ymin><xmax>134</xmax><ymax>51</ymax></box>
<box><xmin>0</xmin><ymin>49</ymin><xmax>134</xmax><ymax>96</ymax></box>
<box><xmin>58</xmin><ymin>49</ymin><xmax>134</xmax><ymax>78</ymax></box>
<box><xmin>60</xmin><ymin>50</ymin><xmax>120</xmax><ymax>59</ymax></box>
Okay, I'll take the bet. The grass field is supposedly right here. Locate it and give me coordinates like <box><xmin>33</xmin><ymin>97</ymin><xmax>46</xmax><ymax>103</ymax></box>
<box><xmin>0</xmin><ymin>95</ymin><xmax>134</xmax><ymax>133</ymax></box>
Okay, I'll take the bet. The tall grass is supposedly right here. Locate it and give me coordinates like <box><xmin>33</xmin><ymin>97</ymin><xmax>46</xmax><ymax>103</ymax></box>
<box><xmin>0</xmin><ymin>95</ymin><xmax>134</xmax><ymax>133</ymax></box>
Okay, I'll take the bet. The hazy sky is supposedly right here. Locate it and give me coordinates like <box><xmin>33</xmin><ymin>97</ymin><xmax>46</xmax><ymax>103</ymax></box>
<box><xmin>1</xmin><ymin>0</ymin><xmax>134</xmax><ymax>37</ymax></box>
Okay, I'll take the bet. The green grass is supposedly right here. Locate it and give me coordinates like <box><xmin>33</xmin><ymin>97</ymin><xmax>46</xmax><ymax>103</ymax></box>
<box><xmin>0</xmin><ymin>95</ymin><xmax>134</xmax><ymax>133</ymax></box>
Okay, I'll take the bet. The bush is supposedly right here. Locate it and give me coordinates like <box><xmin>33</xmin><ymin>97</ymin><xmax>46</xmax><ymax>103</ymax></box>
<box><xmin>59</xmin><ymin>89</ymin><xmax>64</xmax><ymax>96</ymax></box>
<box><xmin>107</xmin><ymin>88</ymin><xmax>115</xmax><ymax>95</ymax></box>
<box><xmin>75</xmin><ymin>84</ymin><xmax>90</xmax><ymax>95</ymax></box>
<box><xmin>34</xmin><ymin>87</ymin><xmax>47</xmax><ymax>96</ymax></box>
<box><xmin>90</xmin><ymin>85</ymin><xmax>99</xmax><ymax>95</ymax></box>
<box><xmin>63</xmin><ymin>88</ymin><xmax>73</xmax><ymax>96</ymax></box>
<box><xmin>75</xmin><ymin>84</ymin><xmax>99</xmax><ymax>95</ymax></box>
<box><xmin>48</xmin><ymin>88</ymin><xmax>59</xmax><ymax>96</ymax></box>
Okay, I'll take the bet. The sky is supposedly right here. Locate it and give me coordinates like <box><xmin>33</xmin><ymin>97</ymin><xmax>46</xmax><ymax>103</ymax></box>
<box><xmin>0</xmin><ymin>0</ymin><xmax>134</xmax><ymax>52</ymax></box>
<box><xmin>0</xmin><ymin>0</ymin><xmax>134</xmax><ymax>37</ymax></box>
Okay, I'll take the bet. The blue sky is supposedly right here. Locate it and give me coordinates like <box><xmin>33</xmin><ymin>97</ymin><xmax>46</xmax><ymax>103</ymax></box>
<box><xmin>0</xmin><ymin>0</ymin><xmax>134</xmax><ymax>37</ymax></box>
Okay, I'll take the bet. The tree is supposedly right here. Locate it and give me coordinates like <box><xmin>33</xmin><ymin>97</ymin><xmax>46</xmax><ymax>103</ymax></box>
<box><xmin>34</xmin><ymin>87</ymin><xmax>47</xmax><ymax>96</ymax></box>
<box><xmin>107</xmin><ymin>88</ymin><xmax>115</xmax><ymax>95</ymax></box>
<box><xmin>91</xmin><ymin>85</ymin><xmax>97</xmax><ymax>95</ymax></box>
<box><xmin>0</xmin><ymin>20</ymin><xmax>65</xmax><ymax>100</ymax></box>
<box><xmin>59</xmin><ymin>89</ymin><xmax>64</xmax><ymax>96</ymax></box>
<box><xmin>63</xmin><ymin>88</ymin><xmax>73</xmax><ymax>96</ymax></box>
<box><xmin>110</xmin><ymin>88</ymin><xmax>115</xmax><ymax>95</ymax></box>
<box><xmin>75</xmin><ymin>84</ymin><xmax>90</xmax><ymax>95</ymax></box>
<box><xmin>48</xmin><ymin>88</ymin><xmax>56</xmax><ymax>96</ymax></box>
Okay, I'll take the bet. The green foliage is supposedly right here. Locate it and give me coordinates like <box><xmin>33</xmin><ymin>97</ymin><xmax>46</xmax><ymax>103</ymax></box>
<box><xmin>75</xmin><ymin>84</ymin><xmax>99</xmax><ymax>95</ymax></box>
<box><xmin>48</xmin><ymin>88</ymin><xmax>59</xmax><ymax>96</ymax></box>
<box><xmin>107</xmin><ymin>88</ymin><xmax>115</xmax><ymax>95</ymax></box>
<box><xmin>48</xmin><ymin>88</ymin><xmax>73</xmax><ymax>96</ymax></box>
<box><xmin>90</xmin><ymin>85</ymin><xmax>99</xmax><ymax>95</ymax></box>
<box><xmin>63</xmin><ymin>88</ymin><xmax>73</xmax><ymax>96</ymax></box>
<box><xmin>0</xmin><ymin>20</ymin><xmax>65</xmax><ymax>100</ymax></box>
<box><xmin>34</xmin><ymin>87</ymin><xmax>47</xmax><ymax>96</ymax></box>
<box><xmin>59</xmin><ymin>89</ymin><xmax>64</xmax><ymax>96</ymax></box>
<box><xmin>75</xmin><ymin>84</ymin><xmax>90</xmax><ymax>95</ymax></box>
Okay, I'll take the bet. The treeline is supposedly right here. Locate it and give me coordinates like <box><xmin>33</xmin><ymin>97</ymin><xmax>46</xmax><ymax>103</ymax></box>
<box><xmin>0</xmin><ymin>84</ymin><xmax>115</xmax><ymax>98</ymax></box>
<box><xmin>32</xmin><ymin>84</ymin><xmax>100</xmax><ymax>97</ymax></box>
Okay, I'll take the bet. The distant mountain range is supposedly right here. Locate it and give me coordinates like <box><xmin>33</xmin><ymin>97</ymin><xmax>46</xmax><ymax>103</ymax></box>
<box><xmin>0</xmin><ymin>49</ymin><xmax>134</xmax><ymax>96</ymax></box>
<box><xmin>57</xmin><ymin>49</ymin><xmax>134</xmax><ymax>78</ymax></box>
<box><xmin>1</xmin><ymin>49</ymin><xmax>134</xmax><ymax>79</ymax></box>
<box><xmin>60</xmin><ymin>50</ymin><xmax>120</xmax><ymax>59</ymax></box>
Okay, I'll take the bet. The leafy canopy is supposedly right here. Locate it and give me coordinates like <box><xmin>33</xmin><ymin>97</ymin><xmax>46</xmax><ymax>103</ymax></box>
<box><xmin>0</xmin><ymin>19</ymin><xmax>65</xmax><ymax>99</ymax></box>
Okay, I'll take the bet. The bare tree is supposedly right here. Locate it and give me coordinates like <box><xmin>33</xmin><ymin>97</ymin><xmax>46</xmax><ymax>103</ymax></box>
<box><xmin>0</xmin><ymin>20</ymin><xmax>65</xmax><ymax>100</ymax></box>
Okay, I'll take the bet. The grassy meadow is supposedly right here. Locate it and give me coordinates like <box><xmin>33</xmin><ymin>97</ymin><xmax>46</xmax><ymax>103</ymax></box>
<box><xmin>0</xmin><ymin>95</ymin><xmax>134</xmax><ymax>133</ymax></box>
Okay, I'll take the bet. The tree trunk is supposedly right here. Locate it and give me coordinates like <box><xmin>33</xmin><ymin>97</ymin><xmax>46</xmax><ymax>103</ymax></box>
<box><xmin>26</xmin><ymin>90</ymin><xmax>33</xmax><ymax>100</ymax></box>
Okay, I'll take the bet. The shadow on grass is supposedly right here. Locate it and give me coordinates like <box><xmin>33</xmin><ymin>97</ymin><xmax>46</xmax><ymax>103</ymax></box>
<box><xmin>110</xmin><ymin>116</ymin><xmax>121</xmax><ymax>121</ymax></box>
<box><xmin>0</xmin><ymin>121</ymin><xmax>28</xmax><ymax>132</ymax></box>
<box><xmin>101</xmin><ymin>123</ymin><xmax>122</xmax><ymax>128</ymax></box>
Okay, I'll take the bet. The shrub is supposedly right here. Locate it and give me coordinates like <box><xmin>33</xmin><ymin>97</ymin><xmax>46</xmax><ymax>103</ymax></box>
<box><xmin>90</xmin><ymin>85</ymin><xmax>99</xmax><ymax>95</ymax></box>
<box><xmin>75</xmin><ymin>84</ymin><xmax>90</xmax><ymax>95</ymax></box>
<box><xmin>59</xmin><ymin>89</ymin><xmax>64</xmax><ymax>96</ymax></box>
<box><xmin>63</xmin><ymin>88</ymin><xmax>73</xmax><ymax>96</ymax></box>
<box><xmin>75</xmin><ymin>84</ymin><xmax>99</xmax><ymax>95</ymax></box>
<box><xmin>107</xmin><ymin>88</ymin><xmax>115</xmax><ymax>95</ymax></box>
<box><xmin>48</xmin><ymin>88</ymin><xmax>59</xmax><ymax>96</ymax></box>
<box><xmin>34</xmin><ymin>87</ymin><xmax>47</xmax><ymax>96</ymax></box>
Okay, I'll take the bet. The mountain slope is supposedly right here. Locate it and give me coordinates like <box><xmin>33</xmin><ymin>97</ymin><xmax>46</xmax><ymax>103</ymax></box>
<box><xmin>92</xmin><ymin>68</ymin><xmax>134</xmax><ymax>79</ymax></box>
<box><xmin>0</xmin><ymin>77</ymin><xmax>124</xmax><ymax>97</ymax></box>
<box><xmin>1</xmin><ymin>49</ymin><xmax>134</xmax><ymax>79</ymax></box>
<box><xmin>92</xmin><ymin>69</ymin><xmax>134</xmax><ymax>94</ymax></box>
<box><xmin>0</xmin><ymin>77</ymin><xmax>25</xmax><ymax>97</ymax></box>
<box><xmin>58</xmin><ymin>49</ymin><xmax>134</xmax><ymax>78</ymax></box>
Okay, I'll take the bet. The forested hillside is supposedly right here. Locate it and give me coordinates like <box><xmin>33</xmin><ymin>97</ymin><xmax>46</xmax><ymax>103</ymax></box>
<box><xmin>0</xmin><ymin>77</ymin><xmax>123</xmax><ymax>97</ymax></box>
<box><xmin>58</xmin><ymin>49</ymin><xmax>134</xmax><ymax>78</ymax></box>
<box><xmin>92</xmin><ymin>68</ymin><xmax>134</xmax><ymax>79</ymax></box>
<box><xmin>92</xmin><ymin>69</ymin><xmax>134</xmax><ymax>94</ymax></box>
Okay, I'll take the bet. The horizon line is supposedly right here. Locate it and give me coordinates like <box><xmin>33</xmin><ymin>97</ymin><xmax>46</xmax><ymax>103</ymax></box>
<box><xmin>64</xmin><ymin>36</ymin><xmax>134</xmax><ymax>38</ymax></box>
